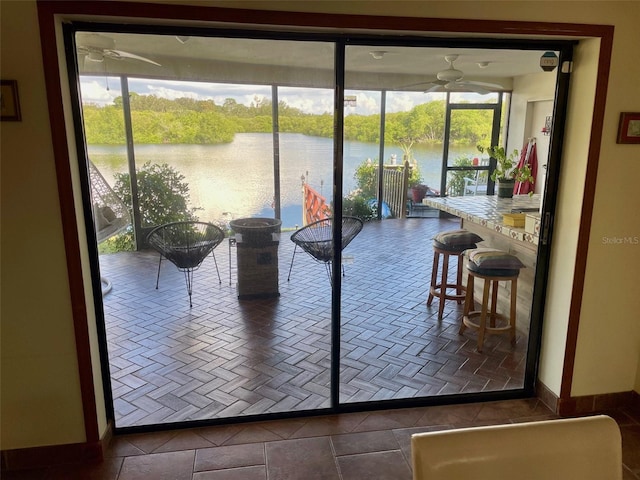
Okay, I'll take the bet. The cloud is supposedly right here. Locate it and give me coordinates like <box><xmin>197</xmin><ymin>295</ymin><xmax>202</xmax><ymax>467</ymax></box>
<box><xmin>344</xmin><ymin>91</ymin><xmax>380</xmax><ymax>116</ymax></box>
<box><xmin>131</xmin><ymin>78</ymin><xmax>273</xmax><ymax>104</ymax></box>
<box><xmin>80</xmin><ymin>76</ymin><xmax>435</xmax><ymax>115</ymax></box>
<box><xmin>342</xmin><ymin>90</ymin><xmax>445</xmax><ymax>116</ymax></box>
<box><xmin>146</xmin><ymin>85</ymin><xmax>203</xmax><ymax>100</ymax></box>
<box><xmin>79</xmin><ymin>78</ymin><xmax>121</xmax><ymax>105</ymax></box>
<box><xmin>279</xmin><ymin>86</ymin><xmax>333</xmax><ymax>114</ymax></box>
<box><xmin>387</xmin><ymin>91</ymin><xmax>436</xmax><ymax>113</ymax></box>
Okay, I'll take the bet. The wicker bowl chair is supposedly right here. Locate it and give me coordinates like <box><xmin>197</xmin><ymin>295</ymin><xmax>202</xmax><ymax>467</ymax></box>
<box><xmin>287</xmin><ymin>216</ymin><xmax>364</xmax><ymax>284</ymax></box>
<box><xmin>147</xmin><ymin>221</ymin><xmax>225</xmax><ymax>307</ymax></box>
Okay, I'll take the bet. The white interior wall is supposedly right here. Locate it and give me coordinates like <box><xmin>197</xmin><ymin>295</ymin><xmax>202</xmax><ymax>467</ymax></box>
<box><xmin>527</xmin><ymin>101</ymin><xmax>553</xmax><ymax>195</ymax></box>
<box><xmin>507</xmin><ymin>72</ymin><xmax>556</xmax><ymax>158</ymax></box>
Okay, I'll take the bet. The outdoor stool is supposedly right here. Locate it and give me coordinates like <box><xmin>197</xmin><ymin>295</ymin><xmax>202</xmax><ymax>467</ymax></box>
<box><xmin>427</xmin><ymin>229</ymin><xmax>483</xmax><ymax>320</ymax></box>
<box><xmin>459</xmin><ymin>248</ymin><xmax>525</xmax><ymax>352</ymax></box>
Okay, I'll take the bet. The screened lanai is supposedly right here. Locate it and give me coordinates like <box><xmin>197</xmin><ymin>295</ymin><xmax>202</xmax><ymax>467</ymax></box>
<box><xmin>76</xmin><ymin>31</ymin><xmax>549</xmax><ymax>241</ymax></box>
<box><xmin>69</xmin><ymin>27</ymin><xmax>563</xmax><ymax>428</ymax></box>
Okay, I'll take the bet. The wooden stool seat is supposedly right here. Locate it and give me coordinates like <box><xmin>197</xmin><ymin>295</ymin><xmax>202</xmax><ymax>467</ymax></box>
<box><xmin>459</xmin><ymin>248</ymin><xmax>524</xmax><ymax>352</ymax></box>
<box><xmin>427</xmin><ymin>230</ymin><xmax>482</xmax><ymax>320</ymax></box>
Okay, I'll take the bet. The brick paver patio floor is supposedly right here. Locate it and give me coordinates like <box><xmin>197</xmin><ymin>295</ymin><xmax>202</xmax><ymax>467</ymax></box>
<box><xmin>99</xmin><ymin>217</ymin><xmax>528</xmax><ymax>428</ymax></box>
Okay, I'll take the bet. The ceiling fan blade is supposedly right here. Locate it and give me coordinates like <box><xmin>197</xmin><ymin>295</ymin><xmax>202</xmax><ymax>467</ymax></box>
<box><xmin>394</xmin><ymin>78</ymin><xmax>447</xmax><ymax>90</ymax></box>
<box><xmin>448</xmin><ymin>81</ymin><xmax>491</xmax><ymax>95</ymax></box>
<box><xmin>462</xmin><ymin>80</ymin><xmax>505</xmax><ymax>89</ymax></box>
<box><xmin>106</xmin><ymin>49</ymin><xmax>161</xmax><ymax>66</ymax></box>
<box><xmin>464</xmin><ymin>84</ymin><xmax>491</xmax><ymax>95</ymax></box>
<box><xmin>424</xmin><ymin>83</ymin><xmax>446</xmax><ymax>93</ymax></box>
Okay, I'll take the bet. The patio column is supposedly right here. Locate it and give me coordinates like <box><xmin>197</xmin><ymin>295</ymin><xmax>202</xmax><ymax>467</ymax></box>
<box><xmin>272</xmin><ymin>85</ymin><xmax>281</xmax><ymax>220</ymax></box>
<box><xmin>120</xmin><ymin>76</ymin><xmax>143</xmax><ymax>250</ymax></box>
<box><xmin>377</xmin><ymin>90</ymin><xmax>387</xmax><ymax>221</ymax></box>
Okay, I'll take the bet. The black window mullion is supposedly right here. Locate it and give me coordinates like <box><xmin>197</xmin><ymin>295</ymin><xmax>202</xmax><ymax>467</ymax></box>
<box><xmin>331</xmin><ymin>40</ymin><xmax>346</xmax><ymax>410</ymax></box>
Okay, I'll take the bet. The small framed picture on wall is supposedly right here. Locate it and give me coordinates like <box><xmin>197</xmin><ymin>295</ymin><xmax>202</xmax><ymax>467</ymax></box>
<box><xmin>1</xmin><ymin>80</ymin><xmax>22</xmax><ymax>121</ymax></box>
<box><xmin>616</xmin><ymin>112</ymin><xmax>640</xmax><ymax>144</ymax></box>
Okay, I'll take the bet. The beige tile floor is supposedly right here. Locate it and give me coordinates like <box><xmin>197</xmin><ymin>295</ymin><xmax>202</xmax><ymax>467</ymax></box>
<box><xmin>4</xmin><ymin>398</ymin><xmax>640</xmax><ymax>479</ymax></box>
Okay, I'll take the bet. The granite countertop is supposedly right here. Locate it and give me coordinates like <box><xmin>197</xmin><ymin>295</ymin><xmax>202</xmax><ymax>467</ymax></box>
<box><xmin>422</xmin><ymin>194</ymin><xmax>542</xmax><ymax>245</ymax></box>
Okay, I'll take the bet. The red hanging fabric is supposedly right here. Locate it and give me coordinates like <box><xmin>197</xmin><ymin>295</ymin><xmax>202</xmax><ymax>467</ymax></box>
<box><xmin>514</xmin><ymin>139</ymin><xmax>538</xmax><ymax>195</ymax></box>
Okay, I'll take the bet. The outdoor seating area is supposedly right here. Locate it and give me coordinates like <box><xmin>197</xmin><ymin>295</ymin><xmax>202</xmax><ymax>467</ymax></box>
<box><xmin>99</xmin><ymin>217</ymin><xmax>528</xmax><ymax>427</ymax></box>
<box><xmin>287</xmin><ymin>216</ymin><xmax>364</xmax><ymax>284</ymax></box>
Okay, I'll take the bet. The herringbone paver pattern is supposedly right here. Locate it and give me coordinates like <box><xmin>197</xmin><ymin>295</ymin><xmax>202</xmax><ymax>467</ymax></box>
<box><xmin>99</xmin><ymin>217</ymin><xmax>529</xmax><ymax>427</ymax></box>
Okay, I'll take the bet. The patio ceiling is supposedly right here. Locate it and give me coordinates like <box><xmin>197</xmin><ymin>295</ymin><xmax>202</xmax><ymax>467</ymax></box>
<box><xmin>76</xmin><ymin>31</ymin><xmax>555</xmax><ymax>92</ymax></box>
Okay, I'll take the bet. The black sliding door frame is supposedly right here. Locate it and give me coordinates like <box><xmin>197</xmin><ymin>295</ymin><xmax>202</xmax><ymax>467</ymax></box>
<box><xmin>63</xmin><ymin>20</ymin><xmax>574</xmax><ymax>433</ymax></box>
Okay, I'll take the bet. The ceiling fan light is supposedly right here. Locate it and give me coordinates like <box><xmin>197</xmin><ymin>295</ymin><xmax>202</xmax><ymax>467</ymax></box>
<box><xmin>87</xmin><ymin>51</ymin><xmax>104</xmax><ymax>63</ymax></box>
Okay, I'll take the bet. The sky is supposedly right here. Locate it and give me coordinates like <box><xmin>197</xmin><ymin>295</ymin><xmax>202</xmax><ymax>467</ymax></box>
<box><xmin>79</xmin><ymin>76</ymin><xmax>445</xmax><ymax>116</ymax></box>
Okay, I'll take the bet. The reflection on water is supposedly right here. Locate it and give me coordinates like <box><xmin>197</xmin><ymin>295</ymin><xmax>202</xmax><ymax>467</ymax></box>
<box><xmin>88</xmin><ymin>133</ymin><xmax>477</xmax><ymax>228</ymax></box>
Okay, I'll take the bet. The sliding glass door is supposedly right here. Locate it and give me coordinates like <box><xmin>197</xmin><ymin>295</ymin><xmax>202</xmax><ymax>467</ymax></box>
<box><xmin>68</xmin><ymin>25</ymin><xmax>568</xmax><ymax>429</ymax></box>
<box><xmin>75</xmin><ymin>30</ymin><xmax>338</xmax><ymax>427</ymax></box>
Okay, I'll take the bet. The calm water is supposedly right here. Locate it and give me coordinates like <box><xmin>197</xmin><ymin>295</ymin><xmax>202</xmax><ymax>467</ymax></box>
<box><xmin>89</xmin><ymin>133</ymin><xmax>477</xmax><ymax>228</ymax></box>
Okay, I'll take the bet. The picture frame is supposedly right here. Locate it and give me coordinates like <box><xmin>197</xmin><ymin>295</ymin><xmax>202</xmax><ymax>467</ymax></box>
<box><xmin>1</xmin><ymin>80</ymin><xmax>22</xmax><ymax>121</ymax></box>
<box><xmin>616</xmin><ymin>112</ymin><xmax>640</xmax><ymax>144</ymax></box>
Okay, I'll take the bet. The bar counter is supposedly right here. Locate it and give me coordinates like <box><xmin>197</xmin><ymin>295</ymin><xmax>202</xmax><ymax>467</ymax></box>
<box><xmin>422</xmin><ymin>194</ymin><xmax>542</xmax><ymax>248</ymax></box>
<box><xmin>423</xmin><ymin>194</ymin><xmax>542</xmax><ymax>336</ymax></box>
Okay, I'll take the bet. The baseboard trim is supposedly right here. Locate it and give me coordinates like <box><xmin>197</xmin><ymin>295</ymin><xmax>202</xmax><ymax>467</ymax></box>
<box><xmin>1</xmin><ymin>421</ymin><xmax>113</xmax><ymax>472</ymax></box>
<box><xmin>536</xmin><ymin>380</ymin><xmax>639</xmax><ymax>416</ymax></box>
<box><xmin>535</xmin><ymin>379</ymin><xmax>560</xmax><ymax>413</ymax></box>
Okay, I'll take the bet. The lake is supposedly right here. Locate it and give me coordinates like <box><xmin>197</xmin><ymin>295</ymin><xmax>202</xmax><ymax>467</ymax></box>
<box><xmin>88</xmin><ymin>133</ymin><xmax>478</xmax><ymax>228</ymax></box>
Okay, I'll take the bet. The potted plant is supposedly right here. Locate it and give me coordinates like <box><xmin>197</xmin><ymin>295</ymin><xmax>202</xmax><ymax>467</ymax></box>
<box><xmin>477</xmin><ymin>144</ymin><xmax>534</xmax><ymax>198</ymax></box>
<box><xmin>411</xmin><ymin>183</ymin><xmax>429</xmax><ymax>203</ymax></box>
<box><xmin>408</xmin><ymin>167</ymin><xmax>427</xmax><ymax>202</ymax></box>
<box><xmin>399</xmin><ymin>140</ymin><xmax>428</xmax><ymax>202</ymax></box>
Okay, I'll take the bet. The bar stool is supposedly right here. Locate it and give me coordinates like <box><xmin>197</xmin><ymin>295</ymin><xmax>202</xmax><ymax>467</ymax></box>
<box><xmin>459</xmin><ymin>248</ymin><xmax>525</xmax><ymax>352</ymax></box>
<box><xmin>427</xmin><ymin>229</ymin><xmax>483</xmax><ymax>320</ymax></box>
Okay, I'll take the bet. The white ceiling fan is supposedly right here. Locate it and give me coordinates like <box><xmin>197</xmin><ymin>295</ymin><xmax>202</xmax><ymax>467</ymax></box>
<box><xmin>76</xmin><ymin>33</ymin><xmax>161</xmax><ymax>67</ymax></box>
<box><xmin>405</xmin><ymin>54</ymin><xmax>504</xmax><ymax>94</ymax></box>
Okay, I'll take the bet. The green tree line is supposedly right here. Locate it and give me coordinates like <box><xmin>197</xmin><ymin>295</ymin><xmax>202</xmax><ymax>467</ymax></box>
<box><xmin>83</xmin><ymin>93</ymin><xmax>492</xmax><ymax>146</ymax></box>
